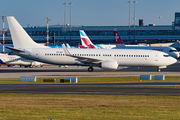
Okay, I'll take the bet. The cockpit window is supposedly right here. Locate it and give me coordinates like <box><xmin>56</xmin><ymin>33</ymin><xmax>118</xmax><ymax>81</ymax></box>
<box><xmin>163</xmin><ymin>55</ymin><xmax>169</xmax><ymax>57</ymax></box>
<box><xmin>169</xmin><ymin>50</ymin><xmax>177</xmax><ymax>52</ymax></box>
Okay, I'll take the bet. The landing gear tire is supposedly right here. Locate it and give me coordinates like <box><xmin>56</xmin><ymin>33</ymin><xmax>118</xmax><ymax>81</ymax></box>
<box><xmin>29</xmin><ymin>65</ymin><xmax>33</xmax><ymax>68</ymax></box>
<box><xmin>88</xmin><ymin>67</ymin><xmax>93</xmax><ymax>72</ymax></box>
<box><xmin>157</xmin><ymin>68</ymin><xmax>161</xmax><ymax>72</ymax></box>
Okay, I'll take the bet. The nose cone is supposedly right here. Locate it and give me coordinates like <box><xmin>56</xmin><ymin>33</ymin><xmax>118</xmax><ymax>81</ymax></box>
<box><xmin>169</xmin><ymin>52</ymin><xmax>179</xmax><ymax>58</ymax></box>
<box><xmin>170</xmin><ymin>57</ymin><xmax>177</xmax><ymax>65</ymax></box>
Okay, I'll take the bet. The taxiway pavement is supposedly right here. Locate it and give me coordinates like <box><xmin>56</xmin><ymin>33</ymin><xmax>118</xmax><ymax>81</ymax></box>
<box><xmin>0</xmin><ymin>60</ymin><xmax>180</xmax><ymax>78</ymax></box>
<box><xmin>0</xmin><ymin>60</ymin><xmax>180</xmax><ymax>96</ymax></box>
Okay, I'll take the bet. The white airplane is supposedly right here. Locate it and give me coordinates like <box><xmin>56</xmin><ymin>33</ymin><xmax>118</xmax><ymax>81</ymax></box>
<box><xmin>113</xmin><ymin>29</ymin><xmax>179</xmax><ymax>58</ymax></box>
<box><xmin>6</xmin><ymin>16</ymin><xmax>177</xmax><ymax>72</ymax></box>
<box><xmin>79</xmin><ymin>30</ymin><xmax>179</xmax><ymax>58</ymax></box>
<box><xmin>0</xmin><ymin>53</ymin><xmax>49</xmax><ymax>67</ymax></box>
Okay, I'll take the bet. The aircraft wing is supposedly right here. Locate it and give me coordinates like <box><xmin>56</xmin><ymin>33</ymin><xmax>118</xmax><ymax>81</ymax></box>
<box><xmin>6</xmin><ymin>46</ymin><xmax>25</xmax><ymax>52</ymax></box>
<box><xmin>62</xmin><ymin>44</ymin><xmax>102</xmax><ymax>64</ymax></box>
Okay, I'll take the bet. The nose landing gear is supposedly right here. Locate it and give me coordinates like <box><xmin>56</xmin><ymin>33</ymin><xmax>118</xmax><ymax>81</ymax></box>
<box><xmin>157</xmin><ymin>68</ymin><xmax>161</xmax><ymax>72</ymax></box>
<box><xmin>88</xmin><ymin>66</ymin><xmax>93</xmax><ymax>72</ymax></box>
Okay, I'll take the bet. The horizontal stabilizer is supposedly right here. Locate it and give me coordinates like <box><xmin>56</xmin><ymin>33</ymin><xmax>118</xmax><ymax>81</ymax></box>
<box><xmin>6</xmin><ymin>46</ymin><xmax>25</xmax><ymax>52</ymax></box>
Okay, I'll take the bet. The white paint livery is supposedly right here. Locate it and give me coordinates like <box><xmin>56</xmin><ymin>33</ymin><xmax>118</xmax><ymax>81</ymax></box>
<box><xmin>6</xmin><ymin>16</ymin><xmax>177</xmax><ymax>72</ymax></box>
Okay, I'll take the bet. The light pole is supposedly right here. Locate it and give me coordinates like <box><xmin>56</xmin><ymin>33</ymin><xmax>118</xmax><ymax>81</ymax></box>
<box><xmin>63</xmin><ymin>2</ymin><xmax>67</xmax><ymax>33</ymax></box>
<box><xmin>1</xmin><ymin>16</ymin><xmax>6</xmax><ymax>53</ymax></box>
<box><xmin>159</xmin><ymin>16</ymin><xmax>162</xmax><ymax>25</ymax></box>
<box><xmin>128</xmin><ymin>0</ymin><xmax>132</xmax><ymax>43</ymax></box>
<box><xmin>69</xmin><ymin>1</ymin><xmax>73</xmax><ymax>45</ymax></box>
<box><xmin>45</xmin><ymin>17</ymin><xmax>50</xmax><ymax>46</ymax></box>
<box><xmin>133</xmin><ymin>0</ymin><xmax>137</xmax><ymax>44</ymax></box>
<box><xmin>63</xmin><ymin>1</ymin><xmax>67</xmax><ymax>42</ymax></box>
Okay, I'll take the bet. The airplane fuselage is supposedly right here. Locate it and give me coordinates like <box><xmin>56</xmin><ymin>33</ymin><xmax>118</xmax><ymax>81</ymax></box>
<box><xmin>13</xmin><ymin>48</ymin><xmax>177</xmax><ymax>69</ymax></box>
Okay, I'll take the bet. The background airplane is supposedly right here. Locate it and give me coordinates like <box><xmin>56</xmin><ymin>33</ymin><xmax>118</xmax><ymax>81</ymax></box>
<box><xmin>0</xmin><ymin>53</ymin><xmax>50</xmax><ymax>67</ymax></box>
<box><xmin>78</xmin><ymin>30</ymin><xmax>179</xmax><ymax>58</ymax></box>
<box><xmin>6</xmin><ymin>16</ymin><xmax>177</xmax><ymax>72</ymax></box>
<box><xmin>79</xmin><ymin>30</ymin><xmax>115</xmax><ymax>49</ymax></box>
<box><xmin>113</xmin><ymin>29</ymin><xmax>179</xmax><ymax>58</ymax></box>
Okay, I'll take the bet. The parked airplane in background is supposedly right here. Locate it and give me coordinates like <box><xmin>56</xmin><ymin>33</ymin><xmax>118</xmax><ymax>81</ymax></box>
<box><xmin>113</xmin><ymin>29</ymin><xmax>179</xmax><ymax>58</ymax></box>
<box><xmin>79</xmin><ymin>30</ymin><xmax>115</xmax><ymax>49</ymax></box>
<box><xmin>0</xmin><ymin>53</ymin><xmax>49</xmax><ymax>67</ymax></box>
<box><xmin>79</xmin><ymin>30</ymin><xmax>179</xmax><ymax>58</ymax></box>
<box><xmin>6</xmin><ymin>16</ymin><xmax>177</xmax><ymax>72</ymax></box>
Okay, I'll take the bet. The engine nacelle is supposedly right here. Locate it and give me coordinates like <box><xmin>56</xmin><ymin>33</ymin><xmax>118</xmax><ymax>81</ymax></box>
<box><xmin>31</xmin><ymin>61</ymin><xmax>43</xmax><ymax>67</ymax></box>
<box><xmin>101</xmin><ymin>61</ymin><xmax>118</xmax><ymax>70</ymax></box>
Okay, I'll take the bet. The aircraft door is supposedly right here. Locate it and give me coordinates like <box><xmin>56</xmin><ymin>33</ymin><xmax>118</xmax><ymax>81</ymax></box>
<box><xmin>155</xmin><ymin>53</ymin><xmax>159</xmax><ymax>61</ymax></box>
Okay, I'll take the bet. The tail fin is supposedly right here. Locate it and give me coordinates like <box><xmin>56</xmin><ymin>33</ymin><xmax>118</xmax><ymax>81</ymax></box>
<box><xmin>7</xmin><ymin>16</ymin><xmax>47</xmax><ymax>49</ymax></box>
<box><xmin>113</xmin><ymin>28</ymin><xmax>125</xmax><ymax>48</ymax></box>
<box><xmin>79</xmin><ymin>30</ymin><xmax>94</xmax><ymax>46</ymax></box>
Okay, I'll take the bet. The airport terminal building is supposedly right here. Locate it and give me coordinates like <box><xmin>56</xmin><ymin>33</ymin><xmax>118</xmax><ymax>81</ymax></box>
<box><xmin>1</xmin><ymin>12</ymin><xmax>180</xmax><ymax>47</ymax></box>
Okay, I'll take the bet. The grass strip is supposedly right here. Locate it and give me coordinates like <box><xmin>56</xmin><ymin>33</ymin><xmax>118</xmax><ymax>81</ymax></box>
<box><xmin>1</xmin><ymin>76</ymin><xmax>180</xmax><ymax>84</ymax></box>
<box><xmin>0</xmin><ymin>93</ymin><xmax>180</xmax><ymax>120</ymax></box>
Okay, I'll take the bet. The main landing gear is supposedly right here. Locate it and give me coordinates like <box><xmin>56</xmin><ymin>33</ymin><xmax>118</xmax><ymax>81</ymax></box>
<box><xmin>157</xmin><ymin>68</ymin><xmax>161</xmax><ymax>72</ymax></box>
<box><xmin>88</xmin><ymin>66</ymin><xmax>93</xmax><ymax>72</ymax></box>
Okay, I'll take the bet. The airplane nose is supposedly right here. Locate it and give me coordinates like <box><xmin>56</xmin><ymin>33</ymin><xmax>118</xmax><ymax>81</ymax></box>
<box><xmin>170</xmin><ymin>57</ymin><xmax>177</xmax><ymax>65</ymax></box>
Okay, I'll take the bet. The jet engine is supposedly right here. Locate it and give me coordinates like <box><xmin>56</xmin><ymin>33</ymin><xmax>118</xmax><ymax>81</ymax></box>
<box><xmin>31</xmin><ymin>61</ymin><xmax>43</xmax><ymax>67</ymax></box>
<box><xmin>101</xmin><ymin>61</ymin><xmax>118</xmax><ymax>70</ymax></box>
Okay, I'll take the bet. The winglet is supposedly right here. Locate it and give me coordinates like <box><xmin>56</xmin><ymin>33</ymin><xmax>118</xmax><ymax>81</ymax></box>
<box><xmin>66</xmin><ymin>43</ymin><xmax>71</xmax><ymax>48</ymax></box>
<box><xmin>62</xmin><ymin>44</ymin><xmax>71</xmax><ymax>56</ymax></box>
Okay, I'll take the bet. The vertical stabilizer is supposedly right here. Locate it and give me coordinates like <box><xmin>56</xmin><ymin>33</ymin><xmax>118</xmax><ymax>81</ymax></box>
<box><xmin>79</xmin><ymin>30</ymin><xmax>94</xmax><ymax>46</ymax></box>
<box><xmin>113</xmin><ymin>28</ymin><xmax>125</xmax><ymax>48</ymax></box>
<box><xmin>7</xmin><ymin>16</ymin><xmax>47</xmax><ymax>49</ymax></box>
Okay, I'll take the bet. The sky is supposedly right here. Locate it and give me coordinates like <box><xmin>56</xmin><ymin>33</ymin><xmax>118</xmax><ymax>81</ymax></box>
<box><xmin>0</xmin><ymin>0</ymin><xmax>180</xmax><ymax>29</ymax></box>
